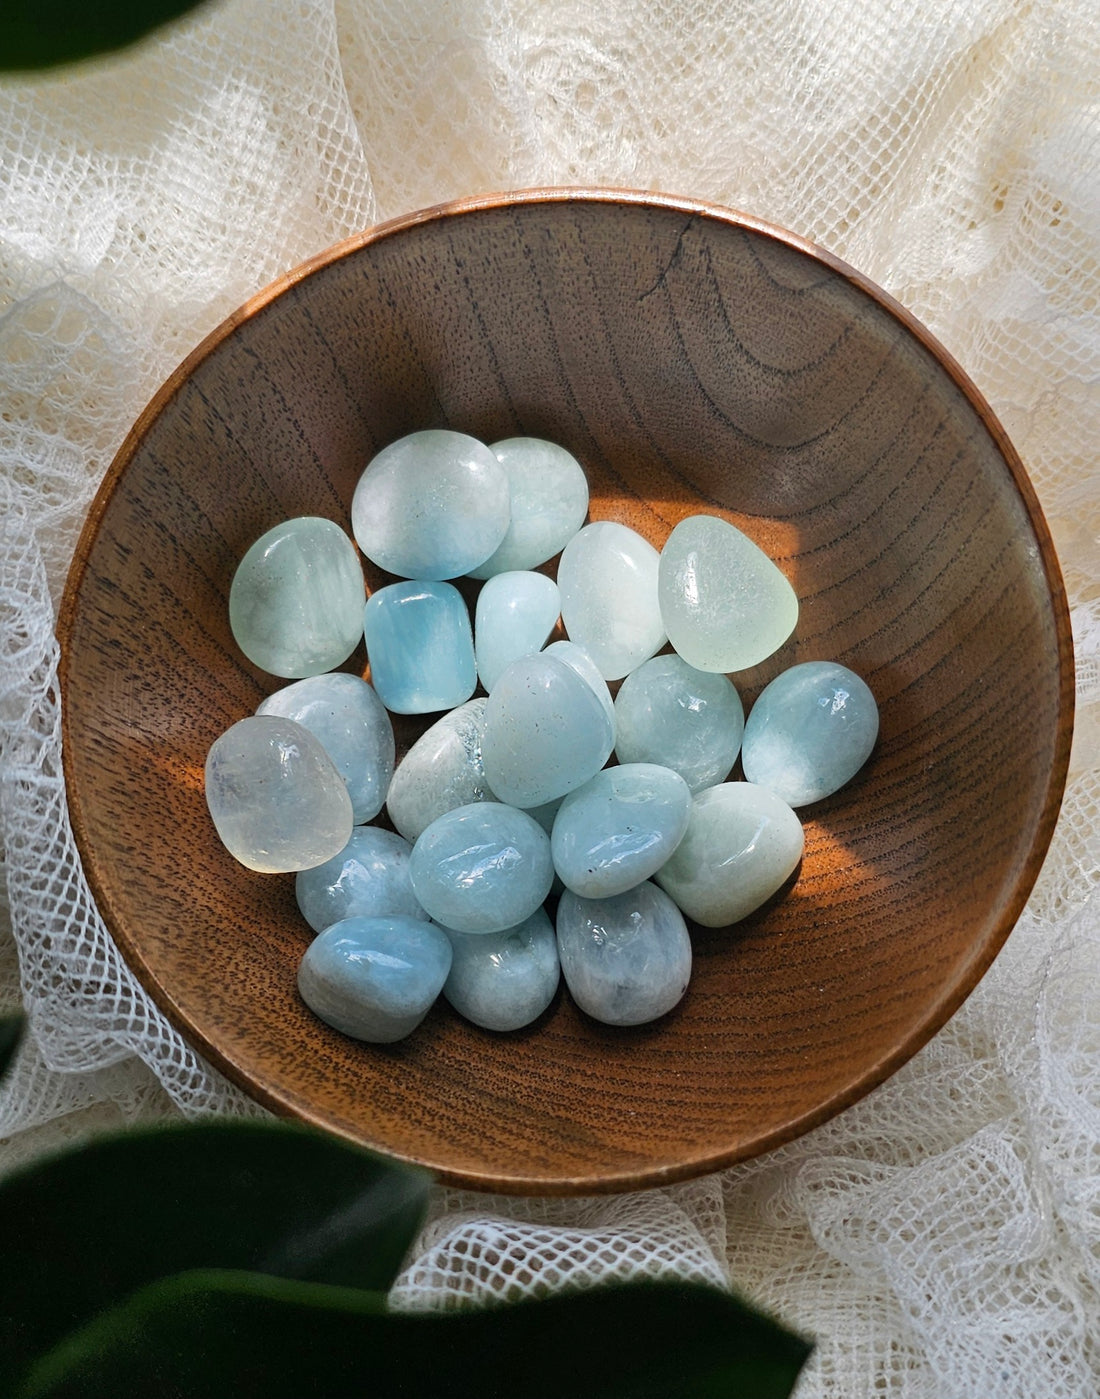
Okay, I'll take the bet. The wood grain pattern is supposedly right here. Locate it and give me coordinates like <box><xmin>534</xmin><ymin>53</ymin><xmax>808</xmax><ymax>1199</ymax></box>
<box><xmin>58</xmin><ymin>189</ymin><xmax>1074</xmax><ymax>1194</ymax></box>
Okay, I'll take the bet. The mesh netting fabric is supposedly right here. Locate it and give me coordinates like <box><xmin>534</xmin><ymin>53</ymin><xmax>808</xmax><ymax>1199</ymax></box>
<box><xmin>0</xmin><ymin>1</ymin><xmax>1097</xmax><ymax>1394</ymax></box>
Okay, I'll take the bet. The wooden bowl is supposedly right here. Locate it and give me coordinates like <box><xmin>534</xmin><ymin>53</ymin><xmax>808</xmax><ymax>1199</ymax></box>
<box><xmin>59</xmin><ymin>189</ymin><xmax>1074</xmax><ymax>1194</ymax></box>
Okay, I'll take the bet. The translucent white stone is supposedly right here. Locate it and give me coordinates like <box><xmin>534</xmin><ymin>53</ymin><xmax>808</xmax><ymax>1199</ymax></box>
<box><xmin>551</xmin><ymin>763</ymin><xmax>691</xmax><ymax>898</ymax></box>
<box><xmin>468</xmin><ymin>437</ymin><xmax>589</xmax><ymax>579</ymax></box>
<box><xmin>741</xmin><ymin>661</ymin><xmax>879</xmax><ymax>806</ymax></box>
<box><xmin>474</xmin><ymin>570</ymin><xmax>561</xmax><ymax>692</ymax></box>
<box><xmin>542</xmin><ymin>640</ymin><xmax>615</xmax><ymax>727</ymax></box>
<box><xmin>481</xmin><ymin>652</ymin><xmax>615</xmax><ymax>807</ymax></box>
<box><xmin>614</xmin><ymin>654</ymin><xmax>744</xmax><ymax>793</ymax></box>
<box><xmin>556</xmin><ymin>882</ymin><xmax>691</xmax><ymax>1026</ymax></box>
<box><xmin>385</xmin><ymin>698</ymin><xmax>494</xmax><ymax>843</ymax></box>
<box><xmin>295</xmin><ymin>826</ymin><xmax>427</xmax><ymax>933</ymax></box>
<box><xmin>228</xmin><ymin>516</ymin><xmax>365</xmax><ymax>679</ymax></box>
<box><xmin>205</xmin><ymin>715</ymin><xmax>353</xmax><ymax>873</ymax></box>
<box><xmin>363</xmin><ymin>580</ymin><xmax>475</xmax><ymax>714</ymax></box>
<box><xmin>298</xmin><ymin>915</ymin><xmax>452</xmax><ymax>1043</ymax></box>
<box><xmin>351</xmin><ymin>429</ymin><xmax>510</xmax><ymax>579</ymax></box>
<box><xmin>257</xmin><ymin>672</ymin><xmax>394</xmax><ymax>823</ymax></box>
<box><xmin>443</xmin><ymin>907</ymin><xmax>560</xmax><ymax>1031</ymax></box>
<box><xmin>655</xmin><ymin>782</ymin><xmax>803</xmax><ymax>927</ymax></box>
<box><xmin>557</xmin><ymin>521</ymin><xmax>666</xmax><ymax>680</ymax></box>
<box><xmin>657</xmin><ymin>514</ymin><xmax>798</xmax><ymax>672</ymax></box>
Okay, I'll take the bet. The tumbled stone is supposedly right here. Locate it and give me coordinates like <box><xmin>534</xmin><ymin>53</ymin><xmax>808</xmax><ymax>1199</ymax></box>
<box><xmin>657</xmin><ymin>514</ymin><xmax>798</xmax><ymax>672</ymax></box>
<box><xmin>655</xmin><ymin>782</ymin><xmax>803</xmax><ymax>926</ymax></box>
<box><xmin>257</xmin><ymin>672</ymin><xmax>394</xmax><ymax>823</ymax></box>
<box><xmin>556</xmin><ymin>882</ymin><xmax>691</xmax><ymax>1026</ymax></box>
<box><xmin>205</xmin><ymin>715</ymin><xmax>352</xmax><ymax>873</ymax></box>
<box><xmin>364</xmin><ymin>580</ymin><xmax>475</xmax><ymax>714</ymax></box>
<box><xmin>474</xmin><ymin>570</ymin><xmax>561</xmax><ymax>692</ymax></box>
<box><xmin>443</xmin><ymin>907</ymin><xmax>560</xmax><ymax>1031</ymax></box>
<box><xmin>557</xmin><ymin>521</ymin><xmax>666</xmax><ymax>680</ymax></box>
<box><xmin>295</xmin><ymin>826</ymin><xmax>427</xmax><ymax>933</ymax></box>
<box><xmin>298</xmin><ymin>915</ymin><xmax>452</xmax><ymax>1042</ymax></box>
<box><xmin>542</xmin><ymin>639</ymin><xmax>615</xmax><ymax>727</ymax></box>
<box><xmin>741</xmin><ymin>660</ymin><xmax>879</xmax><ymax>806</ymax></box>
<box><xmin>385</xmin><ymin>698</ymin><xmax>494</xmax><ymax>843</ymax></box>
<box><xmin>351</xmin><ymin>429</ymin><xmax>510</xmax><ymax>579</ymax></box>
<box><xmin>229</xmin><ymin>516</ymin><xmax>365</xmax><ymax>678</ymax></box>
<box><xmin>468</xmin><ymin>437</ymin><xmax>589</xmax><ymax>579</ymax></box>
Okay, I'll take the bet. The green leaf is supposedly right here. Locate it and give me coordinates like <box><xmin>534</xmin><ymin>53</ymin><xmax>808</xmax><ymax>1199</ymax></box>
<box><xmin>0</xmin><ymin>1013</ymin><xmax>24</xmax><ymax>1080</ymax></box>
<box><xmin>0</xmin><ymin>0</ymin><xmax>212</xmax><ymax>72</ymax></box>
<box><xmin>18</xmin><ymin>1267</ymin><xmax>812</xmax><ymax>1399</ymax></box>
<box><xmin>0</xmin><ymin>1120</ymin><xmax>430</xmax><ymax>1394</ymax></box>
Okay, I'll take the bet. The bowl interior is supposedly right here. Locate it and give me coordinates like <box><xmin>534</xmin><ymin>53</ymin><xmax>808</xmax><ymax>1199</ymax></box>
<box><xmin>59</xmin><ymin>191</ymin><xmax>1072</xmax><ymax>1193</ymax></box>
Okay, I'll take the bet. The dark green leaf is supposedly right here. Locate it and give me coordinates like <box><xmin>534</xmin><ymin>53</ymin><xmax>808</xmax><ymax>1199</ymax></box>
<box><xmin>0</xmin><ymin>0</ymin><xmax>213</xmax><ymax>71</ymax></box>
<box><xmin>0</xmin><ymin>1120</ymin><xmax>430</xmax><ymax>1394</ymax></box>
<box><xmin>0</xmin><ymin>1013</ymin><xmax>24</xmax><ymax>1080</ymax></box>
<box><xmin>18</xmin><ymin>1267</ymin><xmax>812</xmax><ymax>1399</ymax></box>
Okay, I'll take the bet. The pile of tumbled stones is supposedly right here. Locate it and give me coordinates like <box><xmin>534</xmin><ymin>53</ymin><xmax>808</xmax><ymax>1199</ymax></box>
<box><xmin>205</xmin><ymin>430</ymin><xmax>878</xmax><ymax>1043</ymax></box>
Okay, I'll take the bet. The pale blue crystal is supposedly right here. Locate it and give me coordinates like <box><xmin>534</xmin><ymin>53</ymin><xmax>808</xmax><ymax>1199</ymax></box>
<box><xmin>229</xmin><ymin>516</ymin><xmax>365</xmax><ymax>678</ymax></box>
<box><xmin>351</xmin><ymin>429</ymin><xmax>510</xmax><ymax>579</ymax></box>
<box><xmin>256</xmin><ymin>672</ymin><xmax>394</xmax><ymax>823</ymax></box>
<box><xmin>558</xmin><ymin>521</ymin><xmax>666</xmax><ymax>680</ymax></box>
<box><xmin>295</xmin><ymin>826</ymin><xmax>427</xmax><ymax>933</ymax></box>
<box><xmin>443</xmin><ymin>907</ymin><xmax>560</xmax><ymax>1031</ymax></box>
<box><xmin>542</xmin><ymin>640</ymin><xmax>615</xmax><ymax>726</ymax></box>
<box><xmin>614</xmin><ymin>654</ymin><xmax>745</xmax><ymax>794</ymax></box>
<box><xmin>409</xmin><ymin>802</ymin><xmax>554</xmax><ymax>934</ymax></box>
<box><xmin>741</xmin><ymin>661</ymin><xmax>879</xmax><ymax>806</ymax></box>
<box><xmin>385</xmin><ymin>697</ymin><xmax>494</xmax><ymax>842</ymax></box>
<box><xmin>468</xmin><ymin>437</ymin><xmax>589</xmax><ymax>579</ymax></box>
<box><xmin>364</xmin><ymin>581</ymin><xmax>475</xmax><ymax>714</ymax></box>
<box><xmin>298</xmin><ymin>915</ymin><xmax>452</xmax><ymax>1043</ymax></box>
<box><xmin>551</xmin><ymin>763</ymin><xmax>691</xmax><ymax>899</ymax></box>
<box><xmin>481</xmin><ymin>652</ymin><xmax>615</xmax><ymax>807</ymax></box>
<box><xmin>474</xmin><ymin>570</ymin><xmax>561</xmax><ymax>692</ymax></box>
<box><xmin>556</xmin><ymin>882</ymin><xmax>691</xmax><ymax>1026</ymax></box>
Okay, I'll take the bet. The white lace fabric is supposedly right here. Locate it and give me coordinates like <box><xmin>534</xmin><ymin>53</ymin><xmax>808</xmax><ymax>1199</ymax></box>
<box><xmin>1</xmin><ymin>3</ymin><xmax>1097</xmax><ymax>1394</ymax></box>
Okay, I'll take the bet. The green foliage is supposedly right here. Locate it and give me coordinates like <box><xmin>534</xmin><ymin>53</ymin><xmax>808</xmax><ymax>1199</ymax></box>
<box><xmin>0</xmin><ymin>0</ymin><xmax>212</xmax><ymax>71</ymax></box>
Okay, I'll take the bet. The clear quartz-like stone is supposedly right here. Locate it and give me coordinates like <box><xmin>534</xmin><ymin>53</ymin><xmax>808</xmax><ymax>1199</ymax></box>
<box><xmin>556</xmin><ymin>882</ymin><xmax>691</xmax><ymax>1026</ymax></box>
<box><xmin>614</xmin><ymin>654</ymin><xmax>745</xmax><ymax>793</ymax></box>
<box><xmin>228</xmin><ymin>516</ymin><xmax>365</xmax><ymax>678</ymax></box>
<box><xmin>474</xmin><ymin>570</ymin><xmax>561</xmax><ymax>691</ymax></box>
<box><xmin>655</xmin><ymin>782</ymin><xmax>804</xmax><ymax>926</ymax></box>
<box><xmin>385</xmin><ymin>697</ymin><xmax>494</xmax><ymax>843</ymax></box>
<box><xmin>443</xmin><ymin>907</ymin><xmax>560</xmax><ymax>1031</ymax></box>
<box><xmin>298</xmin><ymin>915</ymin><xmax>452</xmax><ymax>1043</ymax></box>
<box><xmin>364</xmin><ymin>580</ymin><xmax>475</xmax><ymax>714</ymax></box>
<box><xmin>256</xmin><ymin>672</ymin><xmax>394</xmax><ymax>823</ymax></box>
<box><xmin>205</xmin><ymin>715</ymin><xmax>353</xmax><ymax>873</ymax></box>
<box><xmin>468</xmin><ymin>437</ymin><xmax>589</xmax><ymax>579</ymax></box>
<box><xmin>351</xmin><ymin>429</ymin><xmax>510</xmax><ymax>579</ymax></box>
<box><xmin>657</xmin><ymin>514</ymin><xmax>798</xmax><ymax>672</ymax></box>
<box><xmin>741</xmin><ymin>661</ymin><xmax>878</xmax><ymax>806</ymax></box>
<box><xmin>557</xmin><ymin>521</ymin><xmax>666</xmax><ymax>680</ymax></box>
<box><xmin>295</xmin><ymin>826</ymin><xmax>427</xmax><ymax>933</ymax></box>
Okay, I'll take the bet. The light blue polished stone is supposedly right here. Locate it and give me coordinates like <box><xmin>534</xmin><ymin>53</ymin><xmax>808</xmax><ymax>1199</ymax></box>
<box><xmin>542</xmin><ymin>640</ymin><xmax>615</xmax><ymax>727</ymax></box>
<box><xmin>443</xmin><ymin>907</ymin><xmax>560</xmax><ymax>1031</ymax></box>
<box><xmin>364</xmin><ymin>581</ymin><xmax>475</xmax><ymax>715</ymax></box>
<box><xmin>257</xmin><ymin>672</ymin><xmax>394</xmax><ymax>823</ymax></box>
<box><xmin>351</xmin><ymin>429</ymin><xmax>510</xmax><ymax>579</ymax></box>
<box><xmin>474</xmin><ymin>570</ymin><xmax>561</xmax><ymax>692</ymax></box>
<box><xmin>557</xmin><ymin>521</ymin><xmax>666</xmax><ymax>680</ymax></box>
<box><xmin>741</xmin><ymin>661</ymin><xmax>879</xmax><ymax>807</ymax></box>
<box><xmin>555</xmin><ymin>882</ymin><xmax>691</xmax><ymax>1026</ymax></box>
<box><xmin>385</xmin><ymin>698</ymin><xmax>494</xmax><ymax>843</ymax></box>
<box><xmin>481</xmin><ymin>652</ymin><xmax>615</xmax><ymax>808</ymax></box>
<box><xmin>468</xmin><ymin>437</ymin><xmax>590</xmax><ymax>579</ymax></box>
<box><xmin>551</xmin><ymin>763</ymin><xmax>691</xmax><ymax>898</ymax></box>
<box><xmin>409</xmin><ymin>802</ymin><xmax>554</xmax><ymax>934</ymax></box>
<box><xmin>229</xmin><ymin>516</ymin><xmax>365</xmax><ymax>678</ymax></box>
<box><xmin>614</xmin><ymin>654</ymin><xmax>745</xmax><ymax>794</ymax></box>
<box><xmin>295</xmin><ymin>826</ymin><xmax>427</xmax><ymax>933</ymax></box>
<box><xmin>298</xmin><ymin>915</ymin><xmax>452</xmax><ymax>1043</ymax></box>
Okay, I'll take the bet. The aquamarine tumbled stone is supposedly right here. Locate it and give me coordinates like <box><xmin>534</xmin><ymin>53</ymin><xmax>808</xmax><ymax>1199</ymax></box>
<box><xmin>409</xmin><ymin>802</ymin><xmax>554</xmax><ymax>934</ymax></box>
<box><xmin>551</xmin><ymin>763</ymin><xmax>691</xmax><ymax>899</ymax></box>
<box><xmin>256</xmin><ymin>672</ymin><xmax>394</xmax><ymax>823</ymax></box>
<box><xmin>655</xmin><ymin>782</ymin><xmax>804</xmax><ymax>927</ymax></box>
<box><xmin>295</xmin><ymin>826</ymin><xmax>427</xmax><ymax>933</ymax></box>
<box><xmin>557</xmin><ymin>521</ymin><xmax>666</xmax><ymax>680</ymax></box>
<box><xmin>298</xmin><ymin>915</ymin><xmax>452</xmax><ymax>1043</ymax></box>
<box><xmin>556</xmin><ymin>882</ymin><xmax>691</xmax><ymax>1026</ymax></box>
<box><xmin>542</xmin><ymin>640</ymin><xmax>615</xmax><ymax>726</ymax></box>
<box><xmin>351</xmin><ymin>429</ymin><xmax>510</xmax><ymax>579</ymax></box>
<box><xmin>442</xmin><ymin>907</ymin><xmax>560</xmax><ymax>1031</ymax></box>
<box><xmin>385</xmin><ymin>697</ymin><xmax>494</xmax><ymax>843</ymax></box>
<box><xmin>467</xmin><ymin>437</ymin><xmax>590</xmax><ymax>579</ymax></box>
<box><xmin>614</xmin><ymin>654</ymin><xmax>745</xmax><ymax>794</ymax></box>
<box><xmin>364</xmin><ymin>581</ymin><xmax>475</xmax><ymax>714</ymax></box>
<box><xmin>658</xmin><ymin>514</ymin><xmax>798</xmax><ymax>672</ymax></box>
<box><xmin>205</xmin><ymin>715</ymin><xmax>353</xmax><ymax>873</ymax></box>
<box><xmin>229</xmin><ymin>516</ymin><xmax>365</xmax><ymax>678</ymax></box>
<box><xmin>474</xmin><ymin>570</ymin><xmax>561</xmax><ymax>692</ymax></box>
<box><xmin>481</xmin><ymin>652</ymin><xmax>615</xmax><ymax>807</ymax></box>
<box><xmin>741</xmin><ymin>661</ymin><xmax>878</xmax><ymax>807</ymax></box>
